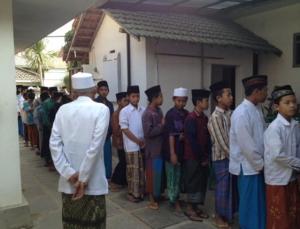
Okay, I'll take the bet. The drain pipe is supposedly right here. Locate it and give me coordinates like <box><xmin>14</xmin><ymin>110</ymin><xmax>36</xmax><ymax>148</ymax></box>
<box><xmin>126</xmin><ymin>33</ymin><xmax>131</xmax><ymax>86</ymax></box>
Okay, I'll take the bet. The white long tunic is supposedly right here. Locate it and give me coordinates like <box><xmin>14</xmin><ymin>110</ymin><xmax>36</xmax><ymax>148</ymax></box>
<box><xmin>264</xmin><ymin>114</ymin><xmax>300</xmax><ymax>185</ymax></box>
<box><xmin>229</xmin><ymin>99</ymin><xmax>266</xmax><ymax>175</ymax></box>
<box><xmin>50</xmin><ymin>96</ymin><xmax>110</xmax><ymax>195</ymax></box>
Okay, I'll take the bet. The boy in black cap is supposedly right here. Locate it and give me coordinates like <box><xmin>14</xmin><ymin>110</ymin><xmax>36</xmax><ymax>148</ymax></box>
<box><xmin>142</xmin><ymin>85</ymin><xmax>164</xmax><ymax>210</ymax></box>
<box><xmin>264</xmin><ymin>85</ymin><xmax>300</xmax><ymax>229</ymax></box>
<box><xmin>183</xmin><ymin>89</ymin><xmax>210</xmax><ymax>221</ymax></box>
<box><xmin>207</xmin><ymin>81</ymin><xmax>237</xmax><ymax>227</ymax></box>
<box><xmin>230</xmin><ymin>75</ymin><xmax>268</xmax><ymax>229</ymax></box>
<box><xmin>95</xmin><ymin>80</ymin><xmax>114</xmax><ymax>179</ymax></box>
<box><xmin>110</xmin><ymin>92</ymin><xmax>129</xmax><ymax>191</ymax></box>
<box><xmin>119</xmin><ymin>85</ymin><xmax>146</xmax><ymax>202</ymax></box>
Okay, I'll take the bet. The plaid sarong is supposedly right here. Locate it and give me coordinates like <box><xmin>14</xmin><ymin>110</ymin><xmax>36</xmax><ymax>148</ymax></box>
<box><xmin>213</xmin><ymin>159</ymin><xmax>238</xmax><ymax>222</ymax></box>
<box><xmin>62</xmin><ymin>194</ymin><xmax>106</xmax><ymax>229</ymax></box>
<box><xmin>126</xmin><ymin>151</ymin><xmax>145</xmax><ymax>198</ymax></box>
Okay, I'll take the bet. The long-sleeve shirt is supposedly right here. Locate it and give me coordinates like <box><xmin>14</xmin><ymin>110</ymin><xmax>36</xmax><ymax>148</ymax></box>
<box><xmin>184</xmin><ymin>110</ymin><xmax>210</xmax><ymax>162</ymax></box>
<box><xmin>50</xmin><ymin>96</ymin><xmax>110</xmax><ymax>195</ymax></box>
<box><xmin>163</xmin><ymin>107</ymin><xmax>189</xmax><ymax>162</ymax></box>
<box><xmin>264</xmin><ymin>113</ymin><xmax>300</xmax><ymax>185</ymax></box>
<box><xmin>142</xmin><ymin>106</ymin><xmax>164</xmax><ymax>159</ymax></box>
<box><xmin>229</xmin><ymin>99</ymin><xmax>266</xmax><ymax>176</ymax></box>
<box><xmin>119</xmin><ymin>103</ymin><xmax>145</xmax><ymax>152</ymax></box>
<box><xmin>208</xmin><ymin>106</ymin><xmax>231</xmax><ymax>161</ymax></box>
<box><xmin>95</xmin><ymin>95</ymin><xmax>114</xmax><ymax>139</ymax></box>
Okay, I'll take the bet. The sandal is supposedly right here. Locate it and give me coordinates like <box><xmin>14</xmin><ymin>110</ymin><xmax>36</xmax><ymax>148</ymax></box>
<box><xmin>195</xmin><ymin>209</ymin><xmax>209</xmax><ymax>219</ymax></box>
<box><xmin>127</xmin><ymin>194</ymin><xmax>140</xmax><ymax>203</ymax></box>
<box><xmin>184</xmin><ymin>211</ymin><xmax>203</xmax><ymax>222</ymax></box>
<box><xmin>148</xmin><ymin>202</ymin><xmax>159</xmax><ymax>210</ymax></box>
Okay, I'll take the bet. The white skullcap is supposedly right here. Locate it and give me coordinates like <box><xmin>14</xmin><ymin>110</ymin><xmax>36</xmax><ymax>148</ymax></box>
<box><xmin>72</xmin><ymin>72</ymin><xmax>95</xmax><ymax>90</ymax></box>
<box><xmin>173</xmin><ymin>87</ymin><xmax>188</xmax><ymax>97</ymax></box>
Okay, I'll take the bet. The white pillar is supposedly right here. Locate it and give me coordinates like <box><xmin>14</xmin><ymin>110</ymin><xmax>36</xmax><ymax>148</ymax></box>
<box><xmin>0</xmin><ymin>0</ymin><xmax>23</xmax><ymax>207</ymax></box>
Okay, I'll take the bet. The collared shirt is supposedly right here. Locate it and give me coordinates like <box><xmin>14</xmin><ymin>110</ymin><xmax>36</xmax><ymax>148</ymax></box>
<box><xmin>119</xmin><ymin>103</ymin><xmax>145</xmax><ymax>152</ymax></box>
<box><xmin>112</xmin><ymin>108</ymin><xmax>123</xmax><ymax>150</ymax></box>
<box><xmin>163</xmin><ymin>107</ymin><xmax>189</xmax><ymax>162</ymax></box>
<box><xmin>142</xmin><ymin>106</ymin><xmax>164</xmax><ymax>159</ymax></box>
<box><xmin>23</xmin><ymin>100</ymin><xmax>34</xmax><ymax>125</ymax></box>
<box><xmin>50</xmin><ymin>96</ymin><xmax>110</xmax><ymax>195</ymax></box>
<box><xmin>229</xmin><ymin>99</ymin><xmax>266</xmax><ymax>175</ymax></box>
<box><xmin>95</xmin><ymin>95</ymin><xmax>114</xmax><ymax>138</ymax></box>
<box><xmin>208</xmin><ymin>106</ymin><xmax>231</xmax><ymax>161</ymax></box>
<box><xmin>264</xmin><ymin>114</ymin><xmax>300</xmax><ymax>185</ymax></box>
<box><xmin>184</xmin><ymin>110</ymin><xmax>210</xmax><ymax>162</ymax></box>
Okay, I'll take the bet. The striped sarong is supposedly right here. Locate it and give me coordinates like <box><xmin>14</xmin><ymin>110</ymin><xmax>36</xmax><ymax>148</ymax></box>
<box><xmin>62</xmin><ymin>194</ymin><xmax>106</xmax><ymax>229</ymax></box>
<box><xmin>126</xmin><ymin>151</ymin><xmax>145</xmax><ymax>198</ymax></box>
<box><xmin>213</xmin><ymin>159</ymin><xmax>238</xmax><ymax>222</ymax></box>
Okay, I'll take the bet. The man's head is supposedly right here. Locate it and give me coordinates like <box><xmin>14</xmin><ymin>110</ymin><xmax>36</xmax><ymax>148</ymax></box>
<box><xmin>172</xmin><ymin>87</ymin><xmax>188</xmax><ymax>110</ymax></box>
<box><xmin>272</xmin><ymin>85</ymin><xmax>297</xmax><ymax>119</ymax></box>
<box><xmin>192</xmin><ymin>89</ymin><xmax>210</xmax><ymax>111</ymax></box>
<box><xmin>145</xmin><ymin>85</ymin><xmax>163</xmax><ymax>106</ymax></box>
<box><xmin>127</xmin><ymin>85</ymin><xmax>140</xmax><ymax>107</ymax></box>
<box><xmin>40</xmin><ymin>92</ymin><xmax>50</xmax><ymax>102</ymax></box>
<box><xmin>97</xmin><ymin>80</ymin><xmax>109</xmax><ymax>98</ymax></box>
<box><xmin>242</xmin><ymin>75</ymin><xmax>268</xmax><ymax>104</ymax></box>
<box><xmin>116</xmin><ymin>92</ymin><xmax>129</xmax><ymax>108</ymax></box>
<box><xmin>27</xmin><ymin>91</ymin><xmax>35</xmax><ymax>101</ymax></box>
<box><xmin>210</xmin><ymin>81</ymin><xmax>233</xmax><ymax>110</ymax></box>
<box><xmin>72</xmin><ymin>72</ymin><xmax>97</xmax><ymax>99</ymax></box>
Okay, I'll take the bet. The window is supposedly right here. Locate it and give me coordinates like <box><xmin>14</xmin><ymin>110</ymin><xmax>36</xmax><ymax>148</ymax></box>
<box><xmin>293</xmin><ymin>33</ymin><xmax>300</xmax><ymax>67</ymax></box>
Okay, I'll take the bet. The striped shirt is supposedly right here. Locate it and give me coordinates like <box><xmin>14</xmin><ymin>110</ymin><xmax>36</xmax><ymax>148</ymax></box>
<box><xmin>208</xmin><ymin>106</ymin><xmax>232</xmax><ymax>161</ymax></box>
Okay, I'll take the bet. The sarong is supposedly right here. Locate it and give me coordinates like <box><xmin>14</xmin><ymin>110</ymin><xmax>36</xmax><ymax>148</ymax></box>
<box><xmin>213</xmin><ymin>159</ymin><xmax>238</xmax><ymax>222</ymax></box>
<box><xmin>165</xmin><ymin>161</ymin><xmax>181</xmax><ymax>204</ymax></box>
<box><xmin>62</xmin><ymin>194</ymin><xmax>106</xmax><ymax>229</ymax></box>
<box><xmin>18</xmin><ymin>115</ymin><xmax>24</xmax><ymax>137</ymax></box>
<box><xmin>238</xmin><ymin>168</ymin><xmax>266</xmax><ymax>229</ymax></box>
<box><xmin>126</xmin><ymin>151</ymin><xmax>145</xmax><ymax>198</ymax></box>
<box><xmin>266</xmin><ymin>181</ymin><xmax>300</xmax><ymax>229</ymax></box>
<box><xmin>41</xmin><ymin>126</ymin><xmax>51</xmax><ymax>163</ymax></box>
<box><xmin>27</xmin><ymin>124</ymin><xmax>39</xmax><ymax>147</ymax></box>
<box><xmin>103</xmin><ymin>138</ymin><xmax>112</xmax><ymax>179</ymax></box>
<box><xmin>145</xmin><ymin>156</ymin><xmax>163</xmax><ymax>199</ymax></box>
<box><xmin>183</xmin><ymin>160</ymin><xmax>209</xmax><ymax>204</ymax></box>
<box><xmin>111</xmin><ymin>149</ymin><xmax>127</xmax><ymax>186</ymax></box>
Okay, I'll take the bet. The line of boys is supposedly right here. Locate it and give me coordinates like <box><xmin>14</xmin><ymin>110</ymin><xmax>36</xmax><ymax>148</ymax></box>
<box><xmin>105</xmin><ymin>74</ymin><xmax>300</xmax><ymax>229</ymax></box>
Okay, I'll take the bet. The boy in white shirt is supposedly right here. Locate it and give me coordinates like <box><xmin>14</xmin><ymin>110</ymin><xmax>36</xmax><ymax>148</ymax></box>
<box><xmin>264</xmin><ymin>85</ymin><xmax>300</xmax><ymax>229</ymax></box>
<box><xmin>119</xmin><ymin>85</ymin><xmax>146</xmax><ymax>202</ymax></box>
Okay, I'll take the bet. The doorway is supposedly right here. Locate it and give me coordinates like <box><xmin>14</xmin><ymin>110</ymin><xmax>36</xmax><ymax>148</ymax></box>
<box><xmin>211</xmin><ymin>64</ymin><xmax>236</xmax><ymax>112</ymax></box>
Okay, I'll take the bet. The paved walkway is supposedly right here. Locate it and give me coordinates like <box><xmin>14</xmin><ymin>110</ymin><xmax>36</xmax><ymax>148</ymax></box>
<box><xmin>20</xmin><ymin>143</ymin><xmax>237</xmax><ymax>229</ymax></box>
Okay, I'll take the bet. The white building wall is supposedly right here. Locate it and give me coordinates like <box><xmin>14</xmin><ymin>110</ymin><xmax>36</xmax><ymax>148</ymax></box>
<box><xmin>146</xmin><ymin>38</ymin><xmax>253</xmax><ymax>111</ymax></box>
<box><xmin>89</xmin><ymin>15</ymin><xmax>128</xmax><ymax>92</ymax></box>
<box><xmin>236</xmin><ymin>3</ymin><xmax>300</xmax><ymax>100</ymax></box>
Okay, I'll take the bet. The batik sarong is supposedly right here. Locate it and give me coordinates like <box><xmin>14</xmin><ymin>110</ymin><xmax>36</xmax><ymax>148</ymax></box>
<box><xmin>165</xmin><ymin>161</ymin><xmax>181</xmax><ymax>204</ymax></box>
<box><xmin>145</xmin><ymin>156</ymin><xmax>163</xmax><ymax>199</ymax></box>
<box><xmin>183</xmin><ymin>160</ymin><xmax>209</xmax><ymax>204</ymax></box>
<box><xmin>238</xmin><ymin>168</ymin><xmax>266</xmax><ymax>229</ymax></box>
<box><xmin>213</xmin><ymin>159</ymin><xmax>238</xmax><ymax>222</ymax></box>
<box><xmin>111</xmin><ymin>149</ymin><xmax>127</xmax><ymax>186</ymax></box>
<box><xmin>266</xmin><ymin>180</ymin><xmax>300</xmax><ymax>229</ymax></box>
<box><xmin>62</xmin><ymin>194</ymin><xmax>106</xmax><ymax>229</ymax></box>
<box><xmin>126</xmin><ymin>151</ymin><xmax>145</xmax><ymax>198</ymax></box>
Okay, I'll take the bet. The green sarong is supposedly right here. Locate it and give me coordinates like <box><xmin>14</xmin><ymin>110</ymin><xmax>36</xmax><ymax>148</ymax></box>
<box><xmin>165</xmin><ymin>162</ymin><xmax>181</xmax><ymax>204</ymax></box>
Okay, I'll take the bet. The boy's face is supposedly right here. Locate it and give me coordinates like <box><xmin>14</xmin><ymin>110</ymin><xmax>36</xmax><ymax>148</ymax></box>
<box><xmin>128</xmin><ymin>93</ymin><xmax>140</xmax><ymax>106</ymax></box>
<box><xmin>275</xmin><ymin>95</ymin><xmax>297</xmax><ymax>118</ymax></box>
<box><xmin>197</xmin><ymin>98</ymin><xmax>209</xmax><ymax>110</ymax></box>
<box><xmin>173</xmin><ymin>96</ymin><xmax>188</xmax><ymax>109</ymax></box>
<box><xmin>218</xmin><ymin>88</ymin><xmax>233</xmax><ymax>109</ymax></box>
<box><xmin>118</xmin><ymin>97</ymin><xmax>129</xmax><ymax>108</ymax></box>
<box><xmin>153</xmin><ymin>93</ymin><xmax>163</xmax><ymax>106</ymax></box>
<box><xmin>254</xmin><ymin>86</ymin><xmax>268</xmax><ymax>103</ymax></box>
<box><xmin>98</xmin><ymin>86</ymin><xmax>109</xmax><ymax>98</ymax></box>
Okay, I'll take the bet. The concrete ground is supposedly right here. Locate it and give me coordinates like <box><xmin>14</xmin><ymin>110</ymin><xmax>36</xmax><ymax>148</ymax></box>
<box><xmin>20</xmin><ymin>143</ymin><xmax>238</xmax><ymax>229</ymax></box>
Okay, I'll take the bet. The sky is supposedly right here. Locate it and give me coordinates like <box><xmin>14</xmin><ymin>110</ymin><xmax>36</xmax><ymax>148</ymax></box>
<box><xmin>44</xmin><ymin>20</ymin><xmax>73</xmax><ymax>52</ymax></box>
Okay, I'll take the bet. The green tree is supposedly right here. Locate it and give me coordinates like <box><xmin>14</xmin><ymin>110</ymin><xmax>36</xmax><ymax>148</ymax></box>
<box><xmin>23</xmin><ymin>40</ymin><xmax>57</xmax><ymax>84</ymax></box>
